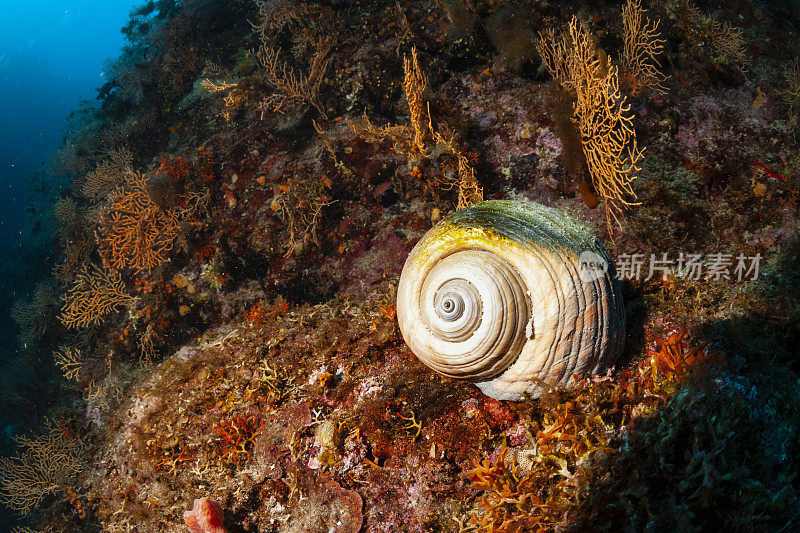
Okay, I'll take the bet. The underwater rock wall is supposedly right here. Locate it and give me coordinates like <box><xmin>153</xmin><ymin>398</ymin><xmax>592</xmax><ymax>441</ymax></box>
<box><xmin>3</xmin><ymin>0</ymin><xmax>800</xmax><ymax>531</ymax></box>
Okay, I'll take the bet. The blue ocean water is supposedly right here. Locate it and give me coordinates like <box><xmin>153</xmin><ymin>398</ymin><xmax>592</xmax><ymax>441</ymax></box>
<box><xmin>0</xmin><ymin>1</ymin><xmax>135</xmax><ymax>528</ymax></box>
<box><xmin>0</xmin><ymin>0</ymin><xmax>134</xmax><ymax>291</ymax></box>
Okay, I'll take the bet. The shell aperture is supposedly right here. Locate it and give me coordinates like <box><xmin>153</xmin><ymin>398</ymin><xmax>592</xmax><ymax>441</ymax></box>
<box><xmin>396</xmin><ymin>200</ymin><xmax>625</xmax><ymax>401</ymax></box>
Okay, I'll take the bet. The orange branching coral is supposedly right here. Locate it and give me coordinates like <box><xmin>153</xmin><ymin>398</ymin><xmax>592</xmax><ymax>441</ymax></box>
<box><xmin>58</xmin><ymin>264</ymin><xmax>136</xmax><ymax>329</ymax></box>
<box><xmin>53</xmin><ymin>347</ymin><xmax>85</xmax><ymax>381</ymax></box>
<box><xmin>349</xmin><ymin>48</ymin><xmax>483</xmax><ymax>209</ymax></box>
<box><xmin>434</xmin><ymin>130</ymin><xmax>484</xmax><ymax>209</ymax></box>
<box><xmin>535</xmin><ymin>401</ymin><xmax>580</xmax><ymax>451</ymax></box>
<box><xmin>154</xmin><ymin>445</ymin><xmax>195</xmax><ymax>476</ymax></box>
<box><xmin>52</xmin><ymin>198</ymin><xmax>78</xmax><ymax>228</ymax></box>
<box><xmin>707</xmin><ymin>21</ymin><xmax>746</xmax><ymax>63</ymax></box>
<box><xmin>84</xmin><ymin>378</ymin><xmax>123</xmax><ymax>411</ymax></box>
<box><xmin>54</xmin><ymin>232</ymin><xmax>94</xmax><ymax>282</ymax></box>
<box><xmin>207</xmin><ymin>80</ymin><xmax>245</xmax><ymax>121</ymax></box>
<box><xmin>272</xmin><ymin>175</ymin><xmax>334</xmax><ymax>257</ymax></box>
<box><xmin>467</xmin><ymin>447</ymin><xmax>559</xmax><ymax>531</ymax></box>
<box><xmin>222</xmin><ymin>90</ymin><xmax>246</xmax><ymax>121</ymax></box>
<box><xmin>536</xmin><ymin>18</ymin><xmax>601</xmax><ymax>94</ymax></box>
<box><xmin>574</xmin><ymin>64</ymin><xmax>643</xmax><ymax>229</ymax></box>
<box><xmin>468</xmin><ymin>326</ymin><xmax>715</xmax><ymax>531</ymax></box>
<box><xmin>0</xmin><ymin>421</ymin><xmax>84</xmax><ymax>515</ymax></box>
<box><xmin>251</xmin><ymin>0</ymin><xmax>334</xmax><ymax>119</ymax></box>
<box><xmin>621</xmin><ymin>0</ymin><xmax>666</xmax><ymax>96</ymax></box>
<box><xmin>201</xmin><ymin>78</ymin><xmax>238</xmax><ymax>94</ymax></box>
<box><xmin>403</xmin><ymin>47</ymin><xmax>429</xmax><ymax>154</ymax></box>
<box><xmin>79</xmin><ymin>147</ymin><xmax>133</xmax><ymax>201</ymax></box>
<box><xmin>213</xmin><ymin>414</ymin><xmax>263</xmax><ymax>466</ymax></box>
<box><xmin>675</xmin><ymin>1</ymin><xmax>746</xmax><ymax>64</ymax></box>
<box><xmin>198</xmin><ymin>62</ymin><xmax>245</xmax><ymax>121</ymax></box>
<box><xmin>245</xmin><ymin>298</ymin><xmax>291</xmax><ymax>326</ymax></box>
<box><xmin>537</xmin><ymin>17</ymin><xmax>643</xmax><ymax>232</ymax></box>
<box><xmin>201</xmin><ymin>75</ymin><xmax>247</xmax><ymax>121</ymax></box>
<box><xmin>784</xmin><ymin>58</ymin><xmax>800</xmax><ymax>106</ymax></box>
<box><xmin>370</xmin><ymin>302</ymin><xmax>397</xmax><ymax>330</ymax></box>
<box><xmin>349</xmin><ymin>46</ymin><xmax>431</xmax><ymax>159</ymax></box>
<box><xmin>255</xmin><ymin>38</ymin><xmax>331</xmax><ymax>118</ymax></box>
<box><xmin>348</xmin><ymin>116</ymin><xmax>416</xmax><ymax>158</ymax></box>
<box><xmin>96</xmin><ymin>170</ymin><xmax>193</xmax><ymax>273</ymax></box>
<box><xmin>645</xmin><ymin>326</ymin><xmax>711</xmax><ymax>391</ymax></box>
<box><xmin>246</xmin><ymin>361</ymin><xmax>285</xmax><ymax>404</ymax></box>
<box><xmin>138</xmin><ymin>323</ymin><xmax>157</xmax><ymax>367</ymax></box>
<box><xmin>252</xmin><ymin>0</ymin><xmax>330</xmax><ymax>40</ymax></box>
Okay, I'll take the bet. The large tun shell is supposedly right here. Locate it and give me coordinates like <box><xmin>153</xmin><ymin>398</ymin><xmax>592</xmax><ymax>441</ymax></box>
<box><xmin>396</xmin><ymin>200</ymin><xmax>625</xmax><ymax>401</ymax></box>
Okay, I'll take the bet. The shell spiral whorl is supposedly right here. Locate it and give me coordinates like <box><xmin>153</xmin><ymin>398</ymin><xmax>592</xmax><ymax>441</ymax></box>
<box><xmin>396</xmin><ymin>200</ymin><xmax>625</xmax><ymax>401</ymax></box>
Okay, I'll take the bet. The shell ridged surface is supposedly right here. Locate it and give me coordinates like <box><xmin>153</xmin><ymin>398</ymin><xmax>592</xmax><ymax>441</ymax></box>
<box><xmin>396</xmin><ymin>200</ymin><xmax>625</xmax><ymax>401</ymax></box>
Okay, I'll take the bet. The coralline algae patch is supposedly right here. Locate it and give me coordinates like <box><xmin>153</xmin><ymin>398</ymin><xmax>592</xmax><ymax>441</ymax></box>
<box><xmin>89</xmin><ymin>285</ymin><xmax>518</xmax><ymax>532</ymax></box>
<box><xmin>452</xmin><ymin>73</ymin><xmax>563</xmax><ymax>175</ymax></box>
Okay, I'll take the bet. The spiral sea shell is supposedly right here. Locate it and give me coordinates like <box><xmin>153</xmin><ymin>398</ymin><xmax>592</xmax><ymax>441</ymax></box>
<box><xmin>396</xmin><ymin>200</ymin><xmax>625</xmax><ymax>401</ymax></box>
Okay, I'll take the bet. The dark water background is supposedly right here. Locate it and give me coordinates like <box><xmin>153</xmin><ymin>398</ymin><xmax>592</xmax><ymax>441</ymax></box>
<box><xmin>0</xmin><ymin>0</ymin><xmax>135</xmax><ymax>458</ymax></box>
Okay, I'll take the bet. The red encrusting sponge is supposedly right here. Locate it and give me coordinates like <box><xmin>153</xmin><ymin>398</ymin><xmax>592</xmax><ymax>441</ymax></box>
<box><xmin>184</xmin><ymin>497</ymin><xmax>228</xmax><ymax>533</ymax></box>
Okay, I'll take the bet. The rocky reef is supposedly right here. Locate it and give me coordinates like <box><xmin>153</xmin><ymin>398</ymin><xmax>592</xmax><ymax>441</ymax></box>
<box><xmin>3</xmin><ymin>0</ymin><xmax>800</xmax><ymax>531</ymax></box>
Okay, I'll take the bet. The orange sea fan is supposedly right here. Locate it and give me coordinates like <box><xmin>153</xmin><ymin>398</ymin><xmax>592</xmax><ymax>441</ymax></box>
<box><xmin>58</xmin><ymin>264</ymin><xmax>137</xmax><ymax>329</ymax></box>
<box><xmin>96</xmin><ymin>171</ymin><xmax>180</xmax><ymax>273</ymax></box>
<box><xmin>95</xmin><ymin>170</ymin><xmax>203</xmax><ymax>273</ymax></box>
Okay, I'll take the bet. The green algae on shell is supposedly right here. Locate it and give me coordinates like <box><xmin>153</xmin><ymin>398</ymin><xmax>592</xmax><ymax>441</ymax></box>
<box><xmin>396</xmin><ymin>200</ymin><xmax>625</xmax><ymax>401</ymax></box>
